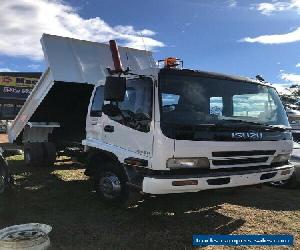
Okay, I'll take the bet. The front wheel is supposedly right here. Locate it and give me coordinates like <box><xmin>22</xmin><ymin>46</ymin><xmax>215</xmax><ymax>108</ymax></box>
<box><xmin>94</xmin><ymin>162</ymin><xmax>130</xmax><ymax>206</ymax></box>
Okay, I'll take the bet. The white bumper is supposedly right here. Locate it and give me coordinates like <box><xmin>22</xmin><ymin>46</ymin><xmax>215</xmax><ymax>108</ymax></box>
<box><xmin>142</xmin><ymin>165</ymin><xmax>294</xmax><ymax>194</ymax></box>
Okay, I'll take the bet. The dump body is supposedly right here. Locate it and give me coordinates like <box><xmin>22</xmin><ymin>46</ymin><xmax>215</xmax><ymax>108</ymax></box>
<box><xmin>8</xmin><ymin>34</ymin><xmax>156</xmax><ymax>144</ymax></box>
<box><xmin>8</xmin><ymin>68</ymin><xmax>54</xmax><ymax>143</ymax></box>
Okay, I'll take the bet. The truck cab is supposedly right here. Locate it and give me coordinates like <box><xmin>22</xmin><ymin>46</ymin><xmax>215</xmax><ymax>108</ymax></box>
<box><xmin>83</xmin><ymin>65</ymin><xmax>294</xmax><ymax>204</ymax></box>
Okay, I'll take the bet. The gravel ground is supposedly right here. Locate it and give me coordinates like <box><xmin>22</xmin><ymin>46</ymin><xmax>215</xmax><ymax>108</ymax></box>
<box><xmin>0</xmin><ymin>155</ymin><xmax>299</xmax><ymax>250</ymax></box>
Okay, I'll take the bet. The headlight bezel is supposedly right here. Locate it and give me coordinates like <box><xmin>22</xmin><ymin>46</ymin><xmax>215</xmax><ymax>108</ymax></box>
<box><xmin>272</xmin><ymin>153</ymin><xmax>291</xmax><ymax>163</ymax></box>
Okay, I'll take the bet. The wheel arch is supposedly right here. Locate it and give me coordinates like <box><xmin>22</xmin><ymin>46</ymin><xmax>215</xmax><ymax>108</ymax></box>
<box><xmin>85</xmin><ymin>148</ymin><xmax>124</xmax><ymax>177</ymax></box>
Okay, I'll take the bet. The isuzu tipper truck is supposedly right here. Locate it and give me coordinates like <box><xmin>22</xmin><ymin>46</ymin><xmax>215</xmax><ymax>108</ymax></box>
<box><xmin>7</xmin><ymin>34</ymin><xmax>294</xmax><ymax>205</ymax></box>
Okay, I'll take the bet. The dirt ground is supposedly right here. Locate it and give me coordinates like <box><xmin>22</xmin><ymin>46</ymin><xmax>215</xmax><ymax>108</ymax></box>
<box><xmin>0</xmin><ymin>133</ymin><xmax>8</xmax><ymax>143</ymax></box>
<box><xmin>0</xmin><ymin>155</ymin><xmax>300</xmax><ymax>250</ymax></box>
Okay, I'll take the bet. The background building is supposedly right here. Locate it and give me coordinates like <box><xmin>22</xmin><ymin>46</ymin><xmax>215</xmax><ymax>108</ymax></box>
<box><xmin>0</xmin><ymin>72</ymin><xmax>42</xmax><ymax>120</ymax></box>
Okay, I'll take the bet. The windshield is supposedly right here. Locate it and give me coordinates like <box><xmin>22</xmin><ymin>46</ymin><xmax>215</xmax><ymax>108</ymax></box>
<box><xmin>159</xmin><ymin>71</ymin><xmax>289</xmax><ymax>128</ymax></box>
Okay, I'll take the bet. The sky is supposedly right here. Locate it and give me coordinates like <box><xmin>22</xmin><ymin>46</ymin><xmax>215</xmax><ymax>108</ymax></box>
<box><xmin>1</xmin><ymin>0</ymin><xmax>300</xmax><ymax>88</ymax></box>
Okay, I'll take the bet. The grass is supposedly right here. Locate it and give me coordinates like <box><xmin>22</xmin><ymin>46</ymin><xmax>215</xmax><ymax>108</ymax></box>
<box><xmin>0</xmin><ymin>155</ymin><xmax>300</xmax><ymax>249</ymax></box>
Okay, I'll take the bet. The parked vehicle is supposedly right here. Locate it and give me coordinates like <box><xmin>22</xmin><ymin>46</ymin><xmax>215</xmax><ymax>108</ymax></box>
<box><xmin>287</xmin><ymin>108</ymin><xmax>300</xmax><ymax>142</ymax></box>
<box><xmin>7</xmin><ymin>34</ymin><xmax>294</xmax><ymax>205</ymax></box>
<box><xmin>269</xmin><ymin>141</ymin><xmax>300</xmax><ymax>188</ymax></box>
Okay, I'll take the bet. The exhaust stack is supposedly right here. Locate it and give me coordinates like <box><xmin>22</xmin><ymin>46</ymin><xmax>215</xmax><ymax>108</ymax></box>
<box><xmin>109</xmin><ymin>40</ymin><xmax>123</xmax><ymax>73</ymax></box>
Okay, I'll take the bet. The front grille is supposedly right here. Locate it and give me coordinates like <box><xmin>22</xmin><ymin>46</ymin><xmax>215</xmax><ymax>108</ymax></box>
<box><xmin>211</xmin><ymin>150</ymin><xmax>275</xmax><ymax>167</ymax></box>
<box><xmin>212</xmin><ymin>157</ymin><xmax>269</xmax><ymax>166</ymax></box>
<box><xmin>212</xmin><ymin>150</ymin><xmax>275</xmax><ymax>157</ymax></box>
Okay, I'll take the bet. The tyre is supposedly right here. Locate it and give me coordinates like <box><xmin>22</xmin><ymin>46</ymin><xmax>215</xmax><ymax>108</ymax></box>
<box><xmin>42</xmin><ymin>142</ymin><xmax>56</xmax><ymax>167</ymax></box>
<box><xmin>0</xmin><ymin>223</ymin><xmax>52</xmax><ymax>250</ymax></box>
<box><xmin>94</xmin><ymin>161</ymin><xmax>131</xmax><ymax>206</ymax></box>
<box><xmin>24</xmin><ymin>143</ymin><xmax>44</xmax><ymax>168</ymax></box>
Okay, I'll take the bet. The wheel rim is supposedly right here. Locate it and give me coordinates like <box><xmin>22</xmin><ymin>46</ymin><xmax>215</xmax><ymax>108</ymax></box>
<box><xmin>99</xmin><ymin>172</ymin><xmax>122</xmax><ymax>199</ymax></box>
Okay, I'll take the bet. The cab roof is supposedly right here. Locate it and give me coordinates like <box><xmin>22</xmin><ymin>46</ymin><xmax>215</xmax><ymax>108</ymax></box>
<box><xmin>159</xmin><ymin>68</ymin><xmax>274</xmax><ymax>88</ymax></box>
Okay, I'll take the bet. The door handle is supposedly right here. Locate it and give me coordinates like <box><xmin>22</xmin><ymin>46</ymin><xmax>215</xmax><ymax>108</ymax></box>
<box><xmin>91</xmin><ymin>118</ymin><xmax>98</xmax><ymax>125</ymax></box>
<box><xmin>104</xmin><ymin>125</ymin><xmax>114</xmax><ymax>133</ymax></box>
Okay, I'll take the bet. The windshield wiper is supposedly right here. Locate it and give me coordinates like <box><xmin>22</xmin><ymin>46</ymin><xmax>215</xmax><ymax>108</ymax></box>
<box><xmin>218</xmin><ymin>119</ymin><xmax>288</xmax><ymax>131</ymax></box>
<box><xmin>162</xmin><ymin>120</ymin><xmax>289</xmax><ymax>132</ymax></box>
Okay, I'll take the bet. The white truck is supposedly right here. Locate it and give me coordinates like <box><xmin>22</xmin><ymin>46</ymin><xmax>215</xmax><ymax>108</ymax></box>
<box><xmin>8</xmin><ymin>34</ymin><xmax>294</xmax><ymax>205</ymax></box>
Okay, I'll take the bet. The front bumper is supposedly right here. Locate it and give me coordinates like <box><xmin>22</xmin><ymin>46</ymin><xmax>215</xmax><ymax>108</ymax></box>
<box><xmin>291</xmin><ymin>161</ymin><xmax>300</xmax><ymax>181</ymax></box>
<box><xmin>142</xmin><ymin>164</ymin><xmax>294</xmax><ymax>194</ymax></box>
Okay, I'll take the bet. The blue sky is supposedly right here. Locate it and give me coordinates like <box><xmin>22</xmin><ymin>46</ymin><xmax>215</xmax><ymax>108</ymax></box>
<box><xmin>1</xmin><ymin>0</ymin><xmax>300</xmax><ymax>87</ymax></box>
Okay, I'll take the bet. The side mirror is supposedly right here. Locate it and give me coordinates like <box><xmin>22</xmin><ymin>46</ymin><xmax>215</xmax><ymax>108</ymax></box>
<box><xmin>104</xmin><ymin>76</ymin><xmax>126</xmax><ymax>102</ymax></box>
<box><xmin>102</xmin><ymin>103</ymin><xmax>121</xmax><ymax>117</ymax></box>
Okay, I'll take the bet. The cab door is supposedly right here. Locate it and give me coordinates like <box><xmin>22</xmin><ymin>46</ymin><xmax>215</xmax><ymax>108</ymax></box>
<box><xmin>102</xmin><ymin>77</ymin><xmax>154</xmax><ymax>157</ymax></box>
<box><xmin>86</xmin><ymin>86</ymin><xmax>105</xmax><ymax>140</ymax></box>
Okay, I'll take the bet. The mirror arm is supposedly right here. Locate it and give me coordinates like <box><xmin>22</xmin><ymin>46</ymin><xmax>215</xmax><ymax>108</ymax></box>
<box><xmin>106</xmin><ymin>67</ymin><xmax>146</xmax><ymax>78</ymax></box>
<box><xmin>106</xmin><ymin>67</ymin><xmax>130</xmax><ymax>76</ymax></box>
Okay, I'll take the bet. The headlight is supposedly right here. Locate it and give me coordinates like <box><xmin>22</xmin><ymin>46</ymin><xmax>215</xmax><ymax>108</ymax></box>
<box><xmin>272</xmin><ymin>153</ymin><xmax>291</xmax><ymax>163</ymax></box>
<box><xmin>167</xmin><ymin>158</ymin><xmax>210</xmax><ymax>169</ymax></box>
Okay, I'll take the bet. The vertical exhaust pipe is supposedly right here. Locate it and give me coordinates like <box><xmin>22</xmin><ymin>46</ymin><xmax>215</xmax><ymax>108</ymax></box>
<box><xmin>109</xmin><ymin>40</ymin><xmax>123</xmax><ymax>73</ymax></box>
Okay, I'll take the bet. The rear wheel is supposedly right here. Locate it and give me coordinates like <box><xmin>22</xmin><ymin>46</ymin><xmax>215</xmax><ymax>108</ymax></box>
<box><xmin>24</xmin><ymin>142</ymin><xmax>56</xmax><ymax>168</ymax></box>
<box><xmin>42</xmin><ymin>142</ymin><xmax>56</xmax><ymax>167</ymax></box>
<box><xmin>24</xmin><ymin>143</ymin><xmax>44</xmax><ymax>168</ymax></box>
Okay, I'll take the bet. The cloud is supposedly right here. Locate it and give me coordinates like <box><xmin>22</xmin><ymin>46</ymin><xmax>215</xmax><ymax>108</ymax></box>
<box><xmin>0</xmin><ymin>0</ymin><xmax>164</xmax><ymax>61</ymax></box>
<box><xmin>243</xmin><ymin>1</ymin><xmax>300</xmax><ymax>44</ymax></box>
<box><xmin>296</xmin><ymin>63</ymin><xmax>300</xmax><ymax>67</ymax></box>
<box><xmin>228</xmin><ymin>0</ymin><xmax>237</xmax><ymax>8</ymax></box>
<box><xmin>27</xmin><ymin>64</ymin><xmax>41</xmax><ymax>70</ymax></box>
<box><xmin>0</xmin><ymin>68</ymin><xmax>14</xmax><ymax>72</ymax></box>
<box><xmin>253</xmin><ymin>0</ymin><xmax>300</xmax><ymax>15</ymax></box>
<box><xmin>254</xmin><ymin>2</ymin><xmax>291</xmax><ymax>15</ymax></box>
<box><xmin>281</xmin><ymin>72</ymin><xmax>300</xmax><ymax>82</ymax></box>
<box><xmin>240</xmin><ymin>27</ymin><xmax>300</xmax><ymax>44</ymax></box>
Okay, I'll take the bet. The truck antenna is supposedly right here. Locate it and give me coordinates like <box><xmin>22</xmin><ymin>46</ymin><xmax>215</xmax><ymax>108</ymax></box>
<box><xmin>139</xmin><ymin>32</ymin><xmax>158</xmax><ymax>77</ymax></box>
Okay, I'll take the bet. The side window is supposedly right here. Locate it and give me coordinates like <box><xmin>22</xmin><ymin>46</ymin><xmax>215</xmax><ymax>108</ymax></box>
<box><xmin>161</xmin><ymin>94</ymin><xmax>179</xmax><ymax>112</ymax></box>
<box><xmin>210</xmin><ymin>97</ymin><xmax>223</xmax><ymax>116</ymax></box>
<box><xmin>90</xmin><ymin>86</ymin><xmax>104</xmax><ymax>117</ymax></box>
<box><xmin>108</xmin><ymin>78</ymin><xmax>153</xmax><ymax>132</ymax></box>
<box><xmin>162</xmin><ymin>94</ymin><xmax>180</xmax><ymax>106</ymax></box>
